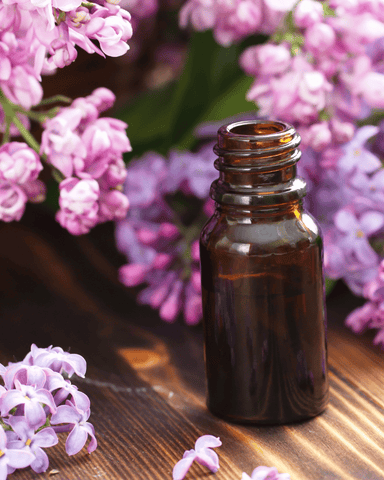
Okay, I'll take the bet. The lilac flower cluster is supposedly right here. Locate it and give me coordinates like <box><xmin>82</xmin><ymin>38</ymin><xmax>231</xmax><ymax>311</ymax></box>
<box><xmin>0</xmin><ymin>344</ymin><xmax>96</xmax><ymax>478</ymax></box>
<box><xmin>115</xmin><ymin>143</ymin><xmax>216</xmax><ymax>325</ymax></box>
<box><xmin>179</xmin><ymin>0</ymin><xmax>296</xmax><ymax>46</ymax></box>
<box><xmin>240</xmin><ymin>0</ymin><xmax>384</xmax><ymax>156</ymax></box>
<box><xmin>0</xmin><ymin>0</ymin><xmax>133</xmax><ymax>233</ymax></box>
<box><xmin>0</xmin><ymin>0</ymin><xmax>132</xmax><ymax>83</ymax></box>
<box><xmin>172</xmin><ymin>434</ymin><xmax>290</xmax><ymax>480</ymax></box>
<box><xmin>298</xmin><ymin>125</ymin><xmax>384</xmax><ymax>297</ymax></box>
<box><xmin>41</xmin><ymin>88</ymin><xmax>131</xmax><ymax>235</ymax></box>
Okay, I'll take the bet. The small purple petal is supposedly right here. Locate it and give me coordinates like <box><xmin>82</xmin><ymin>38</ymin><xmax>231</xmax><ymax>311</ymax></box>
<box><xmin>1</xmin><ymin>390</ymin><xmax>26</xmax><ymax>415</ymax></box>
<box><xmin>172</xmin><ymin>454</ymin><xmax>196</xmax><ymax>480</ymax></box>
<box><xmin>195</xmin><ymin>449</ymin><xmax>219</xmax><ymax>472</ymax></box>
<box><xmin>14</xmin><ymin>365</ymin><xmax>46</xmax><ymax>388</ymax></box>
<box><xmin>334</xmin><ymin>209</ymin><xmax>358</xmax><ymax>232</ymax></box>
<box><xmin>65</xmin><ymin>424</ymin><xmax>88</xmax><ymax>456</ymax></box>
<box><xmin>5</xmin><ymin>448</ymin><xmax>34</xmax><ymax>469</ymax></box>
<box><xmin>44</xmin><ymin>371</ymin><xmax>66</xmax><ymax>392</ymax></box>
<box><xmin>33</xmin><ymin>428</ymin><xmax>58</xmax><ymax>449</ymax></box>
<box><xmin>195</xmin><ymin>435</ymin><xmax>222</xmax><ymax>451</ymax></box>
<box><xmin>0</xmin><ymin>426</ymin><xmax>6</xmax><ymax>450</ymax></box>
<box><xmin>71</xmin><ymin>390</ymin><xmax>90</xmax><ymax>412</ymax></box>
<box><xmin>34</xmin><ymin>389</ymin><xmax>56</xmax><ymax>413</ymax></box>
<box><xmin>50</xmin><ymin>404</ymin><xmax>81</xmax><ymax>425</ymax></box>
<box><xmin>24</xmin><ymin>400</ymin><xmax>46</xmax><ymax>427</ymax></box>
<box><xmin>30</xmin><ymin>446</ymin><xmax>50</xmax><ymax>473</ymax></box>
<box><xmin>360</xmin><ymin>211</ymin><xmax>384</xmax><ymax>236</ymax></box>
<box><xmin>8</xmin><ymin>416</ymin><xmax>33</xmax><ymax>442</ymax></box>
<box><xmin>83</xmin><ymin>423</ymin><xmax>97</xmax><ymax>453</ymax></box>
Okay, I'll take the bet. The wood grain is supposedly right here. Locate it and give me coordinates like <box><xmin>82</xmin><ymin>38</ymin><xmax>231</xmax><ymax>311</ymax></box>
<box><xmin>1</xmin><ymin>208</ymin><xmax>384</xmax><ymax>479</ymax></box>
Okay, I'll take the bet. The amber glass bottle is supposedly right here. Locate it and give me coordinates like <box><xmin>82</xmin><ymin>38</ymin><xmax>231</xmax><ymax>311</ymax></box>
<box><xmin>200</xmin><ymin>120</ymin><xmax>329</xmax><ymax>424</ymax></box>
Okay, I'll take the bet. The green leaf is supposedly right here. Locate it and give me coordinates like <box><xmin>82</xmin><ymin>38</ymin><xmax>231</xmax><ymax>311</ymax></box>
<box><xmin>167</xmin><ymin>31</ymin><xmax>245</xmax><ymax>147</ymax></box>
<box><xmin>115</xmin><ymin>82</ymin><xmax>176</xmax><ymax>158</ymax></box>
<box><xmin>325</xmin><ymin>277</ymin><xmax>337</xmax><ymax>296</ymax></box>
<box><xmin>177</xmin><ymin>75</ymin><xmax>256</xmax><ymax>150</ymax></box>
<box><xmin>43</xmin><ymin>177</ymin><xmax>59</xmax><ymax>212</ymax></box>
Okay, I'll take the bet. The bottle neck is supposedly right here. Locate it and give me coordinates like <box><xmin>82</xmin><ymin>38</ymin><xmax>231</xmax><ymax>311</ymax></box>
<box><xmin>217</xmin><ymin>200</ymin><xmax>303</xmax><ymax>218</ymax></box>
<box><xmin>211</xmin><ymin>120</ymin><xmax>306</xmax><ymax>207</ymax></box>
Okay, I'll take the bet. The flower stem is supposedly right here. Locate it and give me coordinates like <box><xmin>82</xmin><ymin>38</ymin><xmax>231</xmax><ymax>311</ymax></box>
<box><xmin>0</xmin><ymin>88</ymin><xmax>42</xmax><ymax>154</ymax></box>
<box><xmin>37</xmin><ymin>95</ymin><xmax>72</xmax><ymax>107</ymax></box>
<box><xmin>11</xmin><ymin>114</ymin><xmax>42</xmax><ymax>155</ymax></box>
<box><xmin>0</xmin><ymin>89</ymin><xmax>44</xmax><ymax>155</ymax></box>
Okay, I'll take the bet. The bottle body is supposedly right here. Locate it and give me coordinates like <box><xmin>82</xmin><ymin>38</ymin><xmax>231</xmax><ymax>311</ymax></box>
<box><xmin>200</xmin><ymin>120</ymin><xmax>329</xmax><ymax>424</ymax></box>
<box><xmin>200</xmin><ymin>204</ymin><xmax>328</xmax><ymax>423</ymax></box>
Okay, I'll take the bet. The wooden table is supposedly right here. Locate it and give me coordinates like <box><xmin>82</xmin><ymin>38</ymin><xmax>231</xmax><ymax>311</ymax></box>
<box><xmin>1</xmin><ymin>206</ymin><xmax>384</xmax><ymax>480</ymax></box>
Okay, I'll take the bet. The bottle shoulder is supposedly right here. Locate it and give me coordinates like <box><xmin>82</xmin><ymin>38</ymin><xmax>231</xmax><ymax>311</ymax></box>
<box><xmin>200</xmin><ymin>209</ymin><xmax>322</xmax><ymax>256</ymax></box>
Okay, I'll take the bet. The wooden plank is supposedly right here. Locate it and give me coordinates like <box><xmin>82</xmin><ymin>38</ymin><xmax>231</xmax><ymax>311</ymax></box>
<box><xmin>1</xmin><ymin>214</ymin><xmax>384</xmax><ymax>479</ymax></box>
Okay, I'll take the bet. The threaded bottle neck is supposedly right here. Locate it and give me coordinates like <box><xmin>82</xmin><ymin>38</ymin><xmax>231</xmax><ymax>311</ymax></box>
<box><xmin>211</xmin><ymin>120</ymin><xmax>306</xmax><ymax>207</ymax></box>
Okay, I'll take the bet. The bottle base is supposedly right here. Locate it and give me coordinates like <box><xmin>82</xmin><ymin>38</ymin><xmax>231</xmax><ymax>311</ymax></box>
<box><xmin>206</xmin><ymin>401</ymin><xmax>328</xmax><ymax>426</ymax></box>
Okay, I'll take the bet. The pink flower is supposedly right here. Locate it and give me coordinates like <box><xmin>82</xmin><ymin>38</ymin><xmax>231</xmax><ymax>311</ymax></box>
<box><xmin>86</xmin><ymin>87</ymin><xmax>116</xmax><ymax>113</ymax></box>
<box><xmin>301</xmin><ymin>122</ymin><xmax>332</xmax><ymax>151</ymax></box>
<box><xmin>1</xmin><ymin>65</ymin><xmax>43</xmax><ymax>110</ymax></box>
<box><xmin>0</xmin><ymin>142</ymin><xmax>43</xmax><ymax>185</ymax></box>
<box><xmin>173</xmin><ymin>435</ymin><xmax>222</xmax><ymax>480</ymax></box>
<box><xmin>22</xmin><ymin>179</ymin><xmax>46</xmax><ymax>203</ymax></box>
<box><xmin>85</xmin><ymin>8</ymin><xmax>133</xmax><ymax>57</ymax></box>
<box><xmin>304</xmin><ymin>22</ymin><xmax>336</xmax><ymax>54</ymax></box>
<box><xmin>57</xmin><ymin>178</ymin><xmax>100</xmax><ymax>235</ymax></box>
<box><xmin>294</xmin><ymin>0</ymin><xmax>323</xmax><ymax>28</ymax></box>
<box><xmin>357</xmin><ymin>71</ymin><xmax>384</xmax><ymax>109</ymax></box>
<box><xmin>48</xmin><ymin>38</ymin><xmax>78</xmax><ymax>68</ymax></box>
<box><xmin>24</xmin><ymin>344</ymin><xmax>87</xmax><ymax>378</ymax></box>
<box><xmin>0</xmin><ymin>180</ymin><xmax>27</xmax><ymax>222</ymax></box>
<box><xmin>240</xmin><ymin>43</ymin><xmax>291</xmax><ymax>77</ymax></box>
<box><xmin>98</xmin><ymin>189</ymin><xmax>129</xmax><ymax>222</ymax></box>
<box><xmin>41</xmin><ymin>107</ymin><xmax>85</xmax><ymax>178</ymax></box>
<box><xmin>74</xmin><ymin>117</ymin><xmax>131</xmax><ymax>179</ymax></box>
<box><xmin>246</xmin><ymin>55</ymin><xmax>332</xmax><ymax>124</ymax></box>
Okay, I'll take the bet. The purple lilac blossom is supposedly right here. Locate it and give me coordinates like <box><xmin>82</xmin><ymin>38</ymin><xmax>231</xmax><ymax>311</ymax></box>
<box><xmin>0</xmin><ymin>0</ymin><xmax>133</xmax><ymax>230</ymax></box>
<box><xmin>238</xmin><ymin>0</ymin><xmax>384</xmax><ymax>157</ymax></box>
<box><xmin>0</xmin><ymin>344</ymin><xmax>96</xmax><ymax>477</ymax></box>
<box><xmin>41</xmin><ymin>88</ymin><xmax>131</xmax><ymax>235</ymax></box>
<box><xmin>172</xmin><ymin>435</ymin><xmax>222</xmax><ymax>480</ymax></box>
<box><xmin>6</xmin><ymin>416</ymin><xmax>58</xmax><ymax>473</ymax></box>
<box><xmin>23</xmin><ymin>343</ymin><xmax>87</xmax><ymax>377</ymax></box>
<box><xmin>179</xmin><ymin>0</ymin><xmax>296</xmax><ymax>46</ymax></box>
<box><xmin>297</xmin><ymin>126</ymin><xmax>384</xmax><ymax>298</ymax></box>
<box><xmin>242</xmin><ymin>466</ymin><xmax>291</xmax><ymax>480</ymax></box>
<box><xmin>50</xmin><ymin>402</ymin><xmax>97</xmax><ymax>455</ymax></box>
<box><xmin>116</xmin><ymin>144</ymin><xmax>216</xmax><ymax>325</ymax></box>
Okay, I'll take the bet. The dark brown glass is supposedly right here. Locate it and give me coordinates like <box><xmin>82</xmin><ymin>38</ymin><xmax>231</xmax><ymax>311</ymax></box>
<box><xmin>200</xmin><ymin>120</ymin><xmax>329</xmax><ymax>424</ymax></box>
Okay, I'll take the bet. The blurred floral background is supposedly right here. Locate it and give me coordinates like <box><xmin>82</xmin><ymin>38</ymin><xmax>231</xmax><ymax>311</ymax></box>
<box><xmin>2</xmin><ymin>0</ymin><xmax>384</xmax><ymax>343</ymax></box>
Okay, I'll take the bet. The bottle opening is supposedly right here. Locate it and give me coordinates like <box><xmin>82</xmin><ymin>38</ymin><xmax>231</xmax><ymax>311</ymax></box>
<box><xmin>230</xmin><ymin>122</ymin><xmax>285</xmax><ymax>136</ymax></box>
<box><xmin>216</xmin><ymin>119</ymin><xmax>300</xmax><ymax>154</ymax></box>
